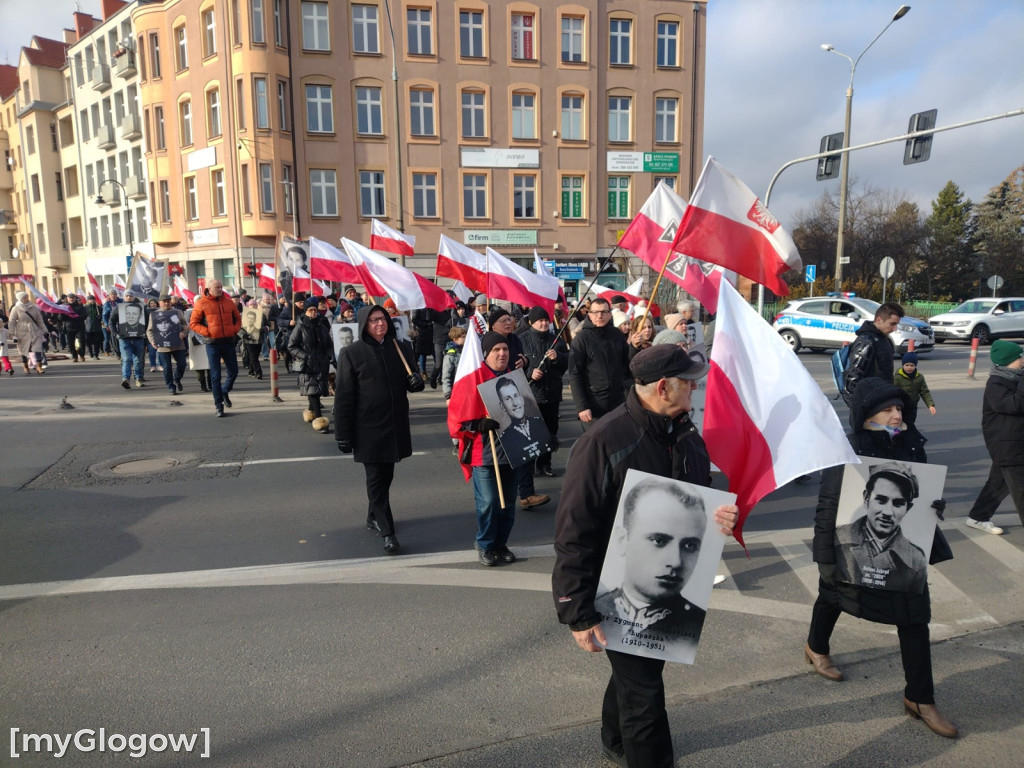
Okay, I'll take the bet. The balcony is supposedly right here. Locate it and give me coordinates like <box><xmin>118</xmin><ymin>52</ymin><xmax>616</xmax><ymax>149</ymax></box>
<box><xmin>90</xmin><ymin>64</ymin><xmax>111</xmax><ymax>92</ymax></box>
<box><xmin>0</xmin><ymin>209</ymin><xmax>16</xmax><ymax>228</ymax></box>
<box><xmin>113</xmin><ymin>51</ymin><xmax>137</xmax><ymax>79</ymax></box>
<box><xmin>95</xmin><ymin>122</ymin><xmax>116</xmax><ymax>150</ymax></box>
<box><xmin>119</xmin><ymin>111</ymin><xmax>142</xmax><ymax>141</ymax></box>
<box><xmin>124</xmin><ymin>175</ymin><xmax>147</xmax><ymax>200</ymax></box>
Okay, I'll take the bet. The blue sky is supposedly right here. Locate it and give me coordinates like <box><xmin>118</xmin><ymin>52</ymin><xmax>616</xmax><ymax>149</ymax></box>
<box><xmin>2</xmin><ymin>0</ymin><xmax>1022</xmax><ymax>231</ymax></box>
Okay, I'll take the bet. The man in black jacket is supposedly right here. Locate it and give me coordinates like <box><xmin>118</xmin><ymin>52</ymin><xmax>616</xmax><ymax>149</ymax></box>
<box><xmin>64</xmin><ymin>294</ymin><xmax>88</xmax><ymax>362</ymax></box>
<box><xmin>843</xmin><ymin>302</ymin><xmax>903</xmax><ymax>402</ymax></box>
<box><xmin>568</xmin><ymin>297</ymin><xmax>630</xmax><ymax>428</ymax></box>
<box><xmin>553</xmin><ymin>345</ymin><xmax>738</xmax><ymax>768</ymax></box>
<box><xmin>335</xmin><ymin>305</ymin><xmax>424</xmax><ymax>554</ymax></box>
<box><xmin>520</xmin><ymin>306</ymin><xmax>568</xmax><ymax>478</ymax></box>
<box><xmin>966</xmin><ymin>339</ymin><xmax>1024</xmax><ymax>534</ymax></box>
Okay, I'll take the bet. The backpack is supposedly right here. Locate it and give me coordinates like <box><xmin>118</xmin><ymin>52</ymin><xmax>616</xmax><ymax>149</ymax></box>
<box><xmin>830</xmin><ymin>344</ymin><xmax>851</xmax><ymax>400</ymax></box>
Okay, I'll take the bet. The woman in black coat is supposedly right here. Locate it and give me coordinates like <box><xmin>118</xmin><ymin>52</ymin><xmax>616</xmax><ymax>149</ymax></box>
<box><xmin>288</xmin><ymin>298</ymin><xmax>334</xmax><ymax>431</ymax></box>
<box><xmin>806</xmin><ymin>377</ymin><xmax>958</xmax><ymax>738</ymax></box>
<box><xmin>334</xmin><ymin>305</ymin><xmax>423</xmax><ymax>554</ymax></box>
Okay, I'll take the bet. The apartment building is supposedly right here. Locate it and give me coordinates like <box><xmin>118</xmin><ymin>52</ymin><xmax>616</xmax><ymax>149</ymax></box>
<box><xmin>0</xmin><ymin>65</ymin><xmax>22</xmax><ymax>308</ymax></box>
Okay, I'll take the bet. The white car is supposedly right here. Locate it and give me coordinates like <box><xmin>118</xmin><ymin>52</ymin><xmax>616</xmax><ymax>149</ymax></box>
<box><xmin>928</xmin><ymin>298</ymin><xmax>1024</xmax><ymax>344</ymax></box>
<box><xmin>773</xmin><ymin>296</ymin><xmax>934</xmax><ymax>354</ymax></box>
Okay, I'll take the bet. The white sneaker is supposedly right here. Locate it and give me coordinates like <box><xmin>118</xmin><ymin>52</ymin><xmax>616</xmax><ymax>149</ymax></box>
<box><xmin>966</xmin><ymin>518</ymin><xmax>1004</xmax><ymax>535</ymax></box>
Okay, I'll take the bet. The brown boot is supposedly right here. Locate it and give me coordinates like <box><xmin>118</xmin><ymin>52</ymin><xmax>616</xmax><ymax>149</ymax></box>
<box><xmin>804</xmin><ymin>643</ymin><xmax>844</xmax><ymax>681</ymax></box>
<box><xmin>23</xmin><ymin>363</ymin><xmax>30</xmax><ymax>373</ymax></box>
<box><xmin>903</xmin><ymin>698</ymin><xmax>959</xmax><ymax>738</ymax></box>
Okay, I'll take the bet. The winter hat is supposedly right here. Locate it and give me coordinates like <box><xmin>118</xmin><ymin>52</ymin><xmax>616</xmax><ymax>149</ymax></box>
<box><xmin>488</xmin><ymin>307</ymin><xmax>511</xmax><ymax>329</ymax></box>
<box><xmin>338</xmin><ymin>301</ymin><xmax>353</xmax><ymax>314</ymax></box>
<box><xmin>15</xmin><ymin>291</ymin><xmax>27</xmax><ymax>302</ymax></box>
<box><xmin>481</xmin><ymin>331</ymin><xmax>508</xmax><ymax>356</ymax></box>
<box><xmin>663</xmin><ymin>313</ymin><xmax>685</xmax><ymax>330</ymax></box>
<box><xmin>611</xmin><ymin>309</ymin><xmax>629</xmax><ymax>328</ymax></box>
<box><xmin>343</xmin><ymin>285</ymin><xmax>356</xmax><ymax>295</ymax></box>
<box><xmin>902</xmin><ymin>352</ymin><xmax>919</xmax><ymax>366</ymax></box>
<box><xmin>991</xmin><ymin>339</ymin><xmax>1024</xmax><ymax>367</ymax></box>
<box><xmin>652</xmin><ymin>329</ymin><xmax>688</xmax><ymax>346</ymax></box>
<box><xmin>527</xmin><ymin>306</ymin><xmax>550</xmax><ymax>324</ymax></box>
<box><xmin>304</xmin><ymin>297</ymin><xmax>320</xmax><ymax>310</ymax></box>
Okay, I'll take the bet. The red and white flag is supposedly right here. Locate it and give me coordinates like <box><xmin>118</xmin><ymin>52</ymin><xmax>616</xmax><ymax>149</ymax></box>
<box><xmin>704</xmin><ymin>278</ymin><xmax>857</xmax><ymax>546</ymax></box>
<box><xmin>370</xmin><ymin>219</ymin><xmax>416</xmax><ymax>257</ymax></box>
<box><xmin>22</xmin><ymin>277</ymin><xmax>74</xmax><ymax>316</ymax></box>
<box><xmin>485</xmin><ymin>247</ymin><xmax>559</xmax><ymax>316</ymax></box>
<box><xmin>533</xmin><ymin>252</ymin><xmax>567</xmax><ymax>310</ymax></box>
<box><xmin>436</xmin><ymin>235</ymin><xmax>488</xmax><ymax>294</ymax></box>
<box><xmin>342</xmin><ymin>238</ymin><xmax>454</xmax><ymax>312</ymax></box>
<box><xmin>308</xmin><ymin>237</ymin><xmax>361</xmax><ymax>285</ymax></box>
<box><xmin>258</xmin><ymin>263</ymin><xmax>277</xmax><ymax>293</ymax></box>
<box><xmin>172</xmin><ymin>276</ymin><xmax>196</xmax><ymax>304</ymax></box>
<box><xmin>86</xmin><ymin>266</ymin><xmax>105</xmax><ymax>304</ymax></box>
<box><xmin>450</xmin><ymin>280</ymin><xmax>473</xmax><ymax>303</ymax></box>
<box><xmin>669</xmin><ymin>157</ymin><xmax>801</xmax><ymax>297</ymax></box>
<box><xmin>446</xmin><ymin>325</ymin><xmax>490</xmax><ymax>482</ymax></box>
<box><xmin>113</xmin><ymin>276</ymin><xmax>126</xmax><ymax>295</ymax></box>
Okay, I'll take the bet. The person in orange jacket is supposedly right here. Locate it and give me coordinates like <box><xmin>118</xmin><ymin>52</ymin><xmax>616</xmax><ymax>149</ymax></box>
<box><xmin>189</xmin><ymin>279</ymin><xmax>242</xmax><ymax>417</ymax></box>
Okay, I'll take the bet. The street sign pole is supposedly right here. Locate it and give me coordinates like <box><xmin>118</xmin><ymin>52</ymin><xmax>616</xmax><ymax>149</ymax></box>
<box><xmin>879</xmin><ymin>257</ymin><xmax>896</xmax><ymax>303</ymax></box>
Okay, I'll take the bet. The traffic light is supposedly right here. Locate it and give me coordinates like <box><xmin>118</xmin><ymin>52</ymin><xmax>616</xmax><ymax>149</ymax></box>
<box><xmin>245</xmin><ymin>263</ymin><xmax>258</xmax><ymax>277</ymax></box>
<box><xmin>904</xmin><ymin>109</ymin><xmax>937</xmax><ymax>165</ymax></box>
<box><xmin>816</xmin><ymin>132</ymin><xmax>844</xmax><ymax>181</ymax></box>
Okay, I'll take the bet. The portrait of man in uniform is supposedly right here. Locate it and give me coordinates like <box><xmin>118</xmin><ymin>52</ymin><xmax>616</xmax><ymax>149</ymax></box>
<box><xmin>476</xmin><ymin>369</ymin><xmax>553</xmax><ymax>469</ymax></box>
<box><xmin>118</xmin><ymin>302</ymin><xmax>147</xmax><ymax>338</ymax></box>
<box><xmin>150</xmin><ymin>310</ymin><xmax>181</xmax><ymax>348</ymax></box>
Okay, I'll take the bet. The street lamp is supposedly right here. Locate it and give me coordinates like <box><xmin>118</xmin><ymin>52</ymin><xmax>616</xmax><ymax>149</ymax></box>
<box><xmin>822</xmin><ymin>4</ymin><xmax>910</xmax><ymax>292</ymax></box>
<box><xmin>95</xmin><ymin>177</ymin><xmax>134</xmax><ymax>275</ymax></box>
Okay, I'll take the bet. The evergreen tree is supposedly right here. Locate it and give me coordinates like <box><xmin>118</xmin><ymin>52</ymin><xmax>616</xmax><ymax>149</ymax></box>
<box><xmin>922</xmin><ymin>181</ymin><xmax>976</xmax><ymax>301</ymax></box>
<box><xmin>975</xmin><ymin>165</ymin><xmax>1024</xmax><ymax>296</ymax></box>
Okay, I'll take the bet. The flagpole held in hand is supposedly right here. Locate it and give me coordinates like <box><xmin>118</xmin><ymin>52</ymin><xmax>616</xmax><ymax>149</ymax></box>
<box><xmin>546</xmin><ymin>244</ymin><xmax>622</xmax><ymax>353</ymax></box>
<box><xmin>392</xmin><ymin>338</ymin><xmax>412</xmax><ymax>374</ymax></box>
<box><xmin>637</xmin><ymin>246</ymin><xmax>674</xmax><ymax>331</ymax></box>
<box><xmin>487</xmin><ymin>426</ymin><xmax>506</xmax><ymax>509</ymax></box>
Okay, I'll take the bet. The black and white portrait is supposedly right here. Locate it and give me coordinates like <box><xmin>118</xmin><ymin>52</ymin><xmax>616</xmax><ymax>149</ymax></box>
<box><xmin>277</xmin><ymin>235</ymin><xmax>310</xmax><ymax>297</ymax></box>
<box><xmin>118</xmin><ymin>303</ymin><xmax>147</xmax><ymax>338</ymax></box>
<box><xmin>241</xmin><ymin>307</ymin><xmax>266</xmax><ymax>342</ymax></box>
<box><xmin>150</xmin><ymin>310</ymin><xmax>182</xmax><ymax>347</ymax></box>
<box><xmin>331</xmin><ymin>322</ymin><xmax>358</xmax><ymax>360</ymax></box>
<box><xmin>476</xmin><ymin>369</ymin><xmax>553</xmax><ymax>469</ymax></box>
<box><xmin>596</xmin><ymin>470</ymin><xmax>733</xmax><ymax>665</ymax></box>
<box><xmin>835</xmin><ymin>460</ymin><xmax>945</xmax><ymax>594</ymax></box>
<box><xmin>127</xmin><ymin>254</ymin><xmax>165</xmax><ymax>301</ymax></box>
<box><xmin>390</xmin><ymin>314</ymin><xmax>410</xmax><ymax>341</ymax></box>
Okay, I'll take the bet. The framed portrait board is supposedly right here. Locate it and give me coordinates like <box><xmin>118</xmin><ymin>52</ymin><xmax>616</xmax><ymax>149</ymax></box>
<box><xmin>476</xmin><ymin>368</ymin><xmax>554</xmax><ymax>468</ymax></box>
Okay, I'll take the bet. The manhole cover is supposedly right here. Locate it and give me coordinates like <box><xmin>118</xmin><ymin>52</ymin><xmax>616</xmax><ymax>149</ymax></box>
<box><xmin>110</xmin><ymin>457</ymin><xmax>182</xmax><ymax>475</ymax></box>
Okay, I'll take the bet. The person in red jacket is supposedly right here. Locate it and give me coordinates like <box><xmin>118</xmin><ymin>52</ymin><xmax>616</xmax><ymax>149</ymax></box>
<box><xmin>189</xmin><ymin>279</ymin><xmax>242</xmax><ymax>417</ymax></box>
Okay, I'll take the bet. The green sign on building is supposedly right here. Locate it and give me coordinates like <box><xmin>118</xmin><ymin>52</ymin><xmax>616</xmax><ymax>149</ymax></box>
<box><xmin>643</xmin><ymin>152</ymin><xmax>679</xmax><ymax>173</ymax></box>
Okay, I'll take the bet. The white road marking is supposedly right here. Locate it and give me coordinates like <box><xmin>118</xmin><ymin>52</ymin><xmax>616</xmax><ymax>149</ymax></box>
<box><xmin>199</xmin><ymin>451</ymin><xmax>428</xmax><ymax>468</ymax></box>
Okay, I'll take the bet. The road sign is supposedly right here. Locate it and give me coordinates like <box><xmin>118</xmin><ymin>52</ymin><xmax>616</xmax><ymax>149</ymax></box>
<box><xmin>839</xmin><ymin>256</ymin><xmax>850</xmax><ymax>265</ymax></box>
<box><xmin>879</xmin><ymin>257</ymin><xmax>896</xmax><ymax>279</ymax></box>
<box><xmin>554</xmin><ymin>265</ymin><xmax>584</xmax><ymax>279</ymax></box>
<box><xmin>126</xmin><ymin>254</ymin><xmax>134</xmax><ymax>273</ymax></box>
<box><xmin>805</xmin><ymin>265</ymin><xmax>816</xmax><ymax>282</ymax></box>
<box><xmin>987</xmin><ymin>275</ymin><xmax>1004</xmax><ymax>290</ymax></box>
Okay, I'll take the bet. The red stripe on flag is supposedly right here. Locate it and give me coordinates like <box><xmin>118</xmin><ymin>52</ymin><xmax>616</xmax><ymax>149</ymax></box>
<box><xmin>370</xmin><ymin>234</ymin><xmax>414</xmax><ymax>257</ymax></box>
<box><xmin>310</xmin><ymin>259</ymin><xmax>361</xmax><ymax>284</ymax></box>
<box><xmin>437</xmin><ymin>257</ymin><xmax>487</xmax><ymax>294</ymax></box>
<box><xmin>619</xmin><ymin>212</ymin><xmax>672</xmax><ymax>272</ymax></box>
<box><xmin>703</xmin><ymin>361</ymin><xmax>777</xmax><ymax>548</ymax></box>
<box><xmin>487</xmin><ymin>273</ymin><xmax>555</xmax><ymax>317</ymax></box>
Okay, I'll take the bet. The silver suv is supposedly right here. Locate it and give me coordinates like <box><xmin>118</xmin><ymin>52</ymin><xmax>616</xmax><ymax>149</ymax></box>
<box><xmin>928</xmin><ymin>298</ymin><xmax>1024</xmax><ymax>344</ymax></box>
<box><xmin>773</xmin><ymin>296</ymin><xmax>934</xmax><ymax>354</ymax></box>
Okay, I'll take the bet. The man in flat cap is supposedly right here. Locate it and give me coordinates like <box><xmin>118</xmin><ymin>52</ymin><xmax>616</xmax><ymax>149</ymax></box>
<box><xmin>553</xmin><ymin>345</ymin><xmax>738</xmax><ymax>768</ymax></box>
<box><xmin>836</xmin><ymin>461</ymin><xmax>927</xmax><ymax>593</ymax></box>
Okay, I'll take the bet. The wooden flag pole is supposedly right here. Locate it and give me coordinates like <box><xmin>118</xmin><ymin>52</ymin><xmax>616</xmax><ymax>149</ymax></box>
<box><xmin>637</xmin><ymin>247</ymin><xmax>674</xmax><ymax>332</ymax></box>
<box><xmin>487</xmin><ymin>427</ymin><xmax>506</xmax><ymax>509</ymax></box>
<box><xmin>393</xmin><ymin>338</ymin><xmax>413</xmax><ymax>375</ymax></box>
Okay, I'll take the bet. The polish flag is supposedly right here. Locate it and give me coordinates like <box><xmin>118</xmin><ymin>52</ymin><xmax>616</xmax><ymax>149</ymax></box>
<box><xmin>450</xmin><ymin>280</ymin><xmax>473</xmax><ymax>303</ymax></box>
<box><xmin>436</xmin><ymin>235</ymin><xmax>488</xmax><ymax>294</ymax></box>
<box><xmin>704</xmin><ymin>278</ymin><xmax>856</xmax><ymax>546</ymax></box>
<box><xmin>173</xmin><ymin>276</ymin><xmax>196</xmax><ymax>304</ymax></box>
<box><xmin>86</xmin><ymin>267</ymin><xmax>105</xmax><ymax>304</ymax></box>
<box><xmin>342</xmin><ymin>238</ymin><xmax>454</xmax><ymax>312</ymax></box>
<box><xmin>258</xmin><ymin>263</ymin><xmax>277</xmax><ymax>293</ymax></box>
<box><xmin>113</xmin><ymin>276</ymin><xmax>126</xmax><ymax>295</ymax></box>
<box><xmin>369</xmin><ymin>219</ymin><xmax>416</xmax><ymax>257</ymax></box>
<box><xmin>22</xmin><ymin>277</ymin><xmax>75</xmax><ymax>316</ymax></box>
<box><xmin>533</xmin><ymin>252</ymin><xmax>567</xmax><ymax>309</ymax></box>
<box><xmin>309</xmin><ymin>236</ymin><xmax>363</xmax><ymax>285</ymax></box>
<box><xmin>485</xmin><ymin>247</ymin><xmax>559</xmax><ymax>317</ymax></box>
<box><xmin>445</xmin><ymin>325</ymin><xmax>491</xmax><ymax>482</ymax></box>
<box><xmin>664</xmin><ymin>256</ymin><xmax>725</xmax><ymax>315</ymax></box>
<box><xmin>290</xmin><ymin>268</ymin><xmax>323</xmax><ymax>296</ymax></box>
<box><xmin>669</xmin><ymin>157</ymin><xmax>801</xmax><ymax>297</ymax></box>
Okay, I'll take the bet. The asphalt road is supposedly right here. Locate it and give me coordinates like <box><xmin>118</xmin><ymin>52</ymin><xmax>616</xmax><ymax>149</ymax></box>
<box><xmin>1</xmin><ymin>343</ymin><xmax>1021</xmax><ymax>767</ymax></box>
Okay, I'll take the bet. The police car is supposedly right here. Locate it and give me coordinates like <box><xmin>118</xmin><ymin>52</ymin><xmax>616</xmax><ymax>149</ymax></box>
<box><xmin>773</xmin><ymin>294</ymin><xmax>934</xmax><ymax>354</ymax></box>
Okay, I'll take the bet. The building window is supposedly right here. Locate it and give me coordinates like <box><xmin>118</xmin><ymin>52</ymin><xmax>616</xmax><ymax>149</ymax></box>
<box><xmin>254</xmin><ymin>77</ymin><xmax>270</xmax><ymax>129</ymax></box>
<box><xmin>608</xmin><ymin>176</ymin><xmax>630</xmax><ymax>219</ymax></box>
<box><xmin>252</xmin><ymin>0</ymin><xmax>266</xmax><ymax>44</ymax></box>
<box><xmin>30</xmin><ymin>174</ymin><xmax>40</xmax><ymax>203</ymax></box>
<box><xmin>302</xmin><ymin>1</ymin><xmax>330</xmax><ymax>51</ymax></box>
<box><xmin>359</xmin><ymin>170</ymin><xmax>386</xmax><ymax>217</ymax></box>
<box><xmin>150</xmin><ymin>34</ymin><xmax>162</xmax><ymax>78</ymax></box>
<box><xmin>160</xmin><ymin>180</ymin><xmax>171</xmax><ymax>222</ymax></box>
<box><xmin>412</xmin><ymin>172</ymin><xmax>437</xmax><ymax>218</ymax></box>
<box><xmin>656</xmin><ymin>21</ymin><xmax>679</xmax><ymax>67</ymax></box>
<box><xmin>86</xmin><ymin>166</ymin><xmax>95</xmax><ymax>197</ymax></box>
<box><xmin>175</xmin><ymin>25</ymin><xmax>188</xmax><ymax>71</ymax></box>
<box><xmin>50</xmin><ymin>122</ymin><xmax>58</xmax><ymax>152</ymax></box>
<box><xmin>351</xmin><ymin>4</ymin><xmax>378</xmax><ymax>53</ymax></box>
<box><xmin>561</xmin><ymin>175</ymin><xmax>584</xmax><ymax>219</ymax></box>
<box><xmin>112</xmin><ymin>212</ymin><xmax>122</xmax><ymax>246</ymax></box>
<box><xmin>282</xmin><ymin>164</ymin><xmax>293</xmax><ymax>214</ymax></box>
<box><xmin>305</xmin><ymin>85</ymin><xmax>333</xmax><ymax>133</ymax></box>
<box><xmin>561</xmin><ymin>16</ymin><xmax>583</xmax><ymax>62</ymax></box>
<box><xmin>136</xmin><ymin>208</ymin><xmax>148</xmax><ymax>242</ymax></box>
<box><xmin>510</xmin><ymin>13</ymin><xmax>535</xmax><ymax>61</ymax></box>
<box><xmin>240</xmin><ymin>164</ymin><xmax>251</xmax><ymax>214</ymax></box>
<box><xmin>274</xmin><ymin>0</ymin><xmax>285</xmax><ymax>46</ymax></box>
<box><xmin>154</xmin><ymin>106</ymin><xmax>166</xmax><ymax>149</ymax></box>
<box><xmin>203</xmin><ymin>9</ymin><xmax>217</xmax><ymax>57</ymax></box>
<box><xmin>208</xmin><ymin>89</ymin><xmax>222</xmax><ymax>137</ymax></box>
<box><xmin>179</xmin><ymin>100</ymin><xmax>193</xmax><ymax>146</ymax></box>
<box><xmin>260</xmin><ymin>163</ymin><xmax>274</xmax><ymax>212</ymax></box>
<box><xmin>407</xmin><ymin>8</ymin><xmax>432</xmax><ymax>55</ymax></box>
<box><xmin>277</xmin><ymin>80</ymin><xmax>289</xmax><ymax>131</ymax></box>
<box><xmin>235</xmin><ymin>79</ymin><xmax>246</xmax><ymax>129</ymax></box>
<box><xmin>185</xmin><ymin>176</ymin><xmax>198</xmax><ymax>221</ymax></box>
<box><xmin>212</xmin><ymin>169</ymin><xmax>226</xmax><ymax>216</ymax></box>
<box><xmin>609</xmin><ymin>19</ymin><xmax>631</xmax><ymax>65</ymax></box>
<box><xmin>461</xmin><ymin>90</ymin><xmax>486</xmax><ymax>138</ymax></box>
<box><xmin>36</xmin><ymin>224</ymin><xmax>46</xmax><ymax>253</ymax></box>
<box><xmin>55</xmin><ymin>172</ymin><xmax>63</xmax><ymax>202</ymax></box>
<box><xmin>409</xmin><ymin>88</ymin><xmax>434</xmax><ymax>136</ymax></box>
<box><xmin>561</xmin><ymin>94</ymin><xmax>583</xmax><ymax>141</ymax></box>
<box><xmin>463</xmin><ymin>174</ymin><xmax>487</xmax><ymax>218</ymax></box>
<box><xmin>356</xmin><ymin>86</ymin><xmax>383</xmax><ymax>135</ymax></box>
<box><xmin>25</xmin><ymin>127</ymin><xmax>35</xmax><ymax>155</ymax></box>
<box><xmin>459</xmin><ymin>10</ymin><xmax>483</xmax><ymax>58</ymax></box>
<box><xmin>653</xmin><ymin>175</ymin><xmax>676</xmax><ymax>191</ymax></box>
<box><xmin>60</xmin><ymin>222</ymin><xmax>68</xmax><ymax>250</ymax></box>
<box><xmin>101</xmin><ymin>217</ymin><xmax>110</xmax><ymax>248</ymax></box>
<box><xmin>608</xmin><ymin>96</ymin><xmax>631</xmax><ymax>143</ymax></box>
<box><xmin>655</xmin><ymin>97</ymin><xmax>678</xmax><ymax>143</ymax></box>
<box><xmin>310</xmin><ymin>169</ymin><xmax>338</xmax><ymax>216</ymax></box>
<box><xmin>513</xmin><ymin>174</ymin><xmax>536</xmax><ymax>219</ymax></box>
<box><xmin>511</xmin><ymin>92</ymin><xmax>535</xmax><ymax>140</ymax></box>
